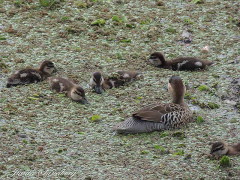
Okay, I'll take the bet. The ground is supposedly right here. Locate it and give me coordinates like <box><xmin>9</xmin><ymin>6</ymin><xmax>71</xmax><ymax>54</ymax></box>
<box><xmin>0</xmin><ymin>0</ymin><xmax>239</xmax><ymax>179</ymax></box>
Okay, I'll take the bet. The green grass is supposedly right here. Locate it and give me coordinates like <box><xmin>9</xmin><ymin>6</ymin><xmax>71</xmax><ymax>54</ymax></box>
<box><xmin>39</xmin><ymin>0</ymin><xmax>56</xmax><ymax>7</ymax></box>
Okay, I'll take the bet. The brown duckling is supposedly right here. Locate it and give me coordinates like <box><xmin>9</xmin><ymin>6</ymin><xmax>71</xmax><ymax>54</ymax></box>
<box><xmin>113</xmin><ymin>76</ymin><xmax>193</xmax><ymax>134</ymax></box>
<box><xmin>90</xmin><ymin>71</ymin><xmax>142</xmax><ymax>94</ymax></box>
<box><xmin>6</xmin><ymin>60</ymin><xmax>56</xmax><ymax>88</ymax></box>
<box><xmin>48</xmin><ymin>77</ymin><xmax>88</xmax><ymax>104</ymax></box>
<box><xmin>149</xmin><ymin>52</ymin><xmax>213</xmax><ymax>71</ymax></box>
<box><xmin>210</xmin><ymin>141</ymin><xmax>240</xmax><ymax>157</ymax></box>
<box><xmin>116</xmin><ymin>70</ymin><xmax>143</xmax><ymax>82</ymax></box>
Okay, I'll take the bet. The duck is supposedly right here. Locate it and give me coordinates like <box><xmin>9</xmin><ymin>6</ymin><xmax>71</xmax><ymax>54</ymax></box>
<box><xmin>148</xmin><ymin>52</ymin><xmax>213</xmax><ymax>71</ymax></box>
<box><xmin>210</xmin><ymin>141</ymin><xmax>240</xmax><ymax>157</ymax></box>
<box><xmin>6</xmin><ymin>60</ymin><xmax>56</xmax><ymax>88</ymax></box>
<box><xmin>113</xmin><ymin>76</ymin><xmax>193</xmax><ymax>134</ymax></box>
<box><xmin>89</xmin><ymin>71</ymin><xmax>142</xmax><ymax>94</ymax></box>
<box><xmin>48</xmin><ymin>77</ymin><xmax>88</xmax><ymax>104</ymax></box>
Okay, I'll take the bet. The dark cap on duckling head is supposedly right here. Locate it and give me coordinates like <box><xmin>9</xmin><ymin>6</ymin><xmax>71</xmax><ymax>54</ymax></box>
<box><xmin>39</xmin><ymin>60</ymin><xmax>56</xmax><ymax>75</ymax></box>
<box><xmin>149</xmin><ymin>52</ymin><xmax>166</xmax><ymax>67</ymax></box>
<box><xmin>210</xmin><ymin>142</ymin><xmax>226</xmax><ymax>155</ymax></box>
<box><xmin>90</xmin><ymin>72</ymin><xmax>104</xmax><ymax>94</ymax></box>
<box><xmin>74</xmin><ymin>86</ymin><xmax>89</xmax><ymax>104</ymax></box>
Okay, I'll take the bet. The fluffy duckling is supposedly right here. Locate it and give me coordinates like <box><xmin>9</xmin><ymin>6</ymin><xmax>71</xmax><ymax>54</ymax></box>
<box><xmin>90</xmin><ymin>71</ymin><xmax>142</xmax><ymax>94</ymax></box>
<box><xmin>113</xmin><ymin>76</ymin><xmax>193</xmax><ymax>134</ymax></box>
<box><xmin>6</xmin><ymin>60</ymin><xmax>56</xmax><ymax>88</ymax></box>
<box><xmin>48</xmin><ymin>77</ymin><xmax>88</xmax><ymax>104</ymax></box>
<box><xmin>149</xmin><ymin>52</ymin><xmax>213</xmax><ymax>71</ymax></box>
<box><xmin>116</xmin><ymin>70</ymin><xmax>143</xmax><ymax>82</ymax></box>
<box><xmin>210</xmin><ymin>141</ymin><xmax>240</xmax><ymax>157</ymax></box>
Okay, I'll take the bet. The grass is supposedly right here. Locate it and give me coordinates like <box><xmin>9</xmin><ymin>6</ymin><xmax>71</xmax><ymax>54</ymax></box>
<box><xmin>0</xmin><ymin>0</ymin><xmax>239</xmax><ymax>179</ymax></box>
<box><xmin>39</xmin><ymin>0</ymin><xmax>56</xmax><ymax>7</ymax></box>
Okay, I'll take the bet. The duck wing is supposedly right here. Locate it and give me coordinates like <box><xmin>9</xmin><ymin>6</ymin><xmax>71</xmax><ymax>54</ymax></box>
<box><xmin>114</xmin><ymin>103</ymin><xmax>192</xmax><ymax>134</ymax></box>
<box><xmin>7</xmin><ymin>69</ymin><xmax>42</xmax><ymax>87</ymax></box>
<box><xmin>132</xmin><ymin>103</ymin><xmax>184</xmax><ymax>122</ymax></box>
<box><xmin>49</xmin><ymin>77</ymin><xmax>75</xmax><ymax>92</ymax></box>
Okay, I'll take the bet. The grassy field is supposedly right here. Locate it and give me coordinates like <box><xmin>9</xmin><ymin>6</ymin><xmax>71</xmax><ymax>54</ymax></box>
<box><xmin>0</xmin><ymin>0</ymin><xmax>239</xmax><ymax>179</ymax></box>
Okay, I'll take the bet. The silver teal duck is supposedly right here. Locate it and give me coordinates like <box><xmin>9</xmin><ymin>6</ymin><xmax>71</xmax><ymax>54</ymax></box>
<box><xmin>48</xmin><ymin>77</ymin><xmax>88</xmax><ymax>104</ymax></box>
<box><xmin>113</xmin><ymin>76</ymin><xmax>193</xmax><ymax>134</ymax></box>
<box><xmin>149</xmin><ymin>52</ymin><xmax>213</xmax><ymax>71</ymax></box>
<box><xmin>210</xmin><ymin>141</ymin><xmax>240</xmax><ymax>157</ymax></box>
<box><xmin>6</xmin><ymin>60</ymin><xmax>56</xmax><ymax>88</ymax></box>
<box><xmin>90</xmin><ymin>71</ymin><xmax>142</xmax><ymax>94</ymax></box>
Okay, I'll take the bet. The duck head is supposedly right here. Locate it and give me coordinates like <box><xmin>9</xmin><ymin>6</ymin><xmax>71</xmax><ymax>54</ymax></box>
<box><xmin>39</xmin><ymin>60</ymin><xmax>56</xmax><ymax>75</ymax></box>
<box><xmin>149</xmin><ymin>52</ymin><xmax>166</xmax><ymax>67</ymax></box>
<box><xmin>210</xmin><ymin>142</ymin><xmax>228</xmax><ymax>156</ymax></box>
<box><xmin>90</xmin><ymin>72</ymin><xmax>105</xmax><ymax>94</ymax></box>
<box><xmin>70</xmin><ymin>86</ymin><xmax>89</xmax><ymax>104</ymax></box>
<box><xmin>168</xmin><ymin>76</ymin><xmax>186</xmax><ymax>105</ymax></box>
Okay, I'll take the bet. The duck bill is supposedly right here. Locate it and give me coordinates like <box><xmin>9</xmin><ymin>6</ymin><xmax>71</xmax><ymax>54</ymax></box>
<box><xmin>53</xmin><ymin>67</ymin><xmax>57</xmax><ymax>73</ymax></box>
<box><xmin>94</xmin><ymin>86</ymin><xmax>104</xmax><ymax>94</ymax></box>
<box><xmin>80</xmin><ymin>97</ymin><xmax>89</xmax><ymax>105</ymax></box>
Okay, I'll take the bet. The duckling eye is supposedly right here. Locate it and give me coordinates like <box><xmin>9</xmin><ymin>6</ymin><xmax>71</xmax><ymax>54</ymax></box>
<box><xmin>74</xmin><ymin>91</ymin><xmax>82</xmax><ymax>96</ymax></box>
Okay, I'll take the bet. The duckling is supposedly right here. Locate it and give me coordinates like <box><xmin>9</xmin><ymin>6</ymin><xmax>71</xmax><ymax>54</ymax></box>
<box><xmin>113</xmin><ymin>76</ymin><xmax>193</xmax><ymax>134</ymax></box>
<box><xmin>149</xmin><ymin>52</ymin><xmax>213</xmax><ymax>71</ymax></box>
<box><xmin>116</xmin><ymin>70</ymin><xmax>143</xmax><ymax>82</ymax></box>
<box><xmin>6</xmin><ymin>60</ymin><xmax>56</xmax><ymax>88</ymax></box>
<box><xmin>90</xmin><ymin>71</ymin><xmax>141</xmax><ymax>94</ymax></box>
<box><xmin>48</xmin><ymin>77</ymin><xmax>88</xmax><ymax>104</ymax></box>
<box><xmin>210</xmin><ymin>141</ymin><xmax>240</xmax><ymax>157</ymax></box>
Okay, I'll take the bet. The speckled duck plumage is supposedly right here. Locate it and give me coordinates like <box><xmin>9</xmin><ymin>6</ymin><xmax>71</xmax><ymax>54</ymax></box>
<box><xmin>113</xmin><ymin>76</ymin><xmax>193</xmax><ymax>134</ymax></box>
<box><xmin>48</xmin><ymin>77</ymin><xmax>88</xmax><ymax>104</ymax></box>
<box><xmin>149</xmin><ymin>52</ymin><xmax>213</xmax><ymax>71</ymax></box>
<box><xmin>90</xmin><ymin>71</ymin><xmax>142</xmax><ymax>94</ymax></box>
<box><xmin>210</xmin><ymin>141</ymin><xmax>240</xmax><ymax>157</ymax></box>
<box><xmin>6</xmin><ymin>60</ymin><xmax>55</xmax><ymax>88</ymax></box>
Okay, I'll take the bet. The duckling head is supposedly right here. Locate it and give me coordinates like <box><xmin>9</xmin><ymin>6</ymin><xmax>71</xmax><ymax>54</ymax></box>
<box><xmin>39</xmin><ymin>60</ymin><xmax>56</xmax><ymax>75</ymax></box>
<box><xmin>210</xmin><ymin>142</ymin><xmax>228</xmax><ymax>156</ymax></box>
<box><xmin>90</xmin><ymin>72</ymin><xmax>104</xmax><ymax>94</ymax></box>
<box><xmin>149</xmin><ymin>52</ymin><xmax>166</xmax><ymax>67</ymax></box>
<box><xmin>70</xmin><ymin>86</ymin><xmax>89</xmax><ymax>104</ymax></box>
<box><xmin>168</xmin><ymin>76</ymin><xmax>186</xmax><ymax>104</ymax></box>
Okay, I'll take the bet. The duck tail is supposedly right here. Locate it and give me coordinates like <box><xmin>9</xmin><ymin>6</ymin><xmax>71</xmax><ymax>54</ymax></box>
<box><xmin>113</xmin><ymin>117</ymin><xmax>165</xmax><ymax>134</ymax></box>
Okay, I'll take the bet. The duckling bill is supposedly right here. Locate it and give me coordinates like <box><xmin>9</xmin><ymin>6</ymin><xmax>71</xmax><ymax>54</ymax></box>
<box><xmin>90</xmin><ymin>71</ymin><xmax>142</xmax><ymax>94</ymax></box>
<box><xmin>210</xmin><ymin>141</ymin><xmax>240</xmax><ymax>157</ymax></box>
<box><xmin>6</xmin><ymin>60</ymin><xmax>56</xmax><ymax>88</ymax></box>
<box><xmin>149</xmin><ymin>52</ymin><xmax>213</xmax><ymax>71</ymax></box>
<box><xmin>113</xmin><ymin>76</ymin><xmax>193</xmax><ymax>134</ymax></box>
<box><xmin>48</xmin><ymin>77</ymin><xmax>88</xmax><ymax>104</ymax></box>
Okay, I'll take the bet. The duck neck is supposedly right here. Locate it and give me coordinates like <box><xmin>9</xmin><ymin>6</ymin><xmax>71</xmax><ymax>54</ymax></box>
<box><xmin>41</xmin><ymin>71</ymin><xmax>50</xmax><ymax>80</ymax></box>
<box><xmin>172</xmin><ymin>94</ymin><xmax>184</xmax><ymax>105</ymax></box>
<box><xmin>158</xmin><ymin>54</ymin><xmax>167</xmax><ymax>67</ymax></box>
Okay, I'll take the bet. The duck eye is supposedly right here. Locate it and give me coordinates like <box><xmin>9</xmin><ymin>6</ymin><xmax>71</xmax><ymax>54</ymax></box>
<box><xmin>75</xmin><ymin>91</ymin><xmax>82</xmax><ymax>96</ymax></box>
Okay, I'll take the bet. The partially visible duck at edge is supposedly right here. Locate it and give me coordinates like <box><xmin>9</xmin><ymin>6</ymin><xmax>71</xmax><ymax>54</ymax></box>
<box><xmin>113</xmin><ymin>76</ymin><xmax>193</xmax><ymax>134</ymax></box>
<box><xmin>149</xmin><ymin>52</ymin><xmax>213</xmax><ymax>71</ymax></box>
<box><xmin>48</xmin><ymin>77</ymin><xmax>88</xmax><ymax>104</ymax></box>
<box><xmin>210</xmin><ymin>141</ymin><xmax>240</xmax><ymax>157</ymax></box>
<box><xmin>6</xmin><ymin>60</ymin><xmax>56</xmax><ymax>88</ymax></box>
<box><xmin>90</xmin><ymin>71</ymin><xmax>142</xmax><ymax>94</ymax></box>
